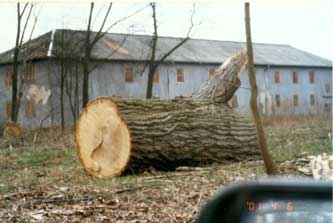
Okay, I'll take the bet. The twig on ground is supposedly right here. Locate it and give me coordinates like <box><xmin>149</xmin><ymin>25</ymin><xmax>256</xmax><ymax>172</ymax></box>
<box><xmin>186</xmin><ymin>192</ymin><xmax>203</xmax><ymax>223</ymax></box>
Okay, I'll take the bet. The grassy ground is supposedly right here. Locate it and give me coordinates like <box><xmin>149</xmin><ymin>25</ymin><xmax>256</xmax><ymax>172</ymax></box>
<box><xmin>0</xmin><ymin>120</ymin><xmax>331</xmax><ymax>222</ymax></box>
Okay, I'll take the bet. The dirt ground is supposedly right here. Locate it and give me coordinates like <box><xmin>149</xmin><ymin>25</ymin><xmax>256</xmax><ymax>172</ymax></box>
<box><xmin>0</xmin><ymin>118</ymin><xmax>331</xmax><ymax>223</ymax></box>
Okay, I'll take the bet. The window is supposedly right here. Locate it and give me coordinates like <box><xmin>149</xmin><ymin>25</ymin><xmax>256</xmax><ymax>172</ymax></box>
<box><xmin>231</xmin><ymin>95</ymin><xmax>238</xmax><ymax>108</ymax></box>
<box><xmin>293</xmin><ymin>94</ymin><xmax>299</xmax><ymax>107</ymax></box>
<box><xmin>274</xmin><ymin>71</ymin><xmax>280</xmax><ymax>83</ymax></box>
<box><xmin>324</xmin><ymin>103</ymin><xmax>332</xmax><ymax>112</ymax></box>
<box><xmin>310</xmin><ymin>94</ymin><xmax>315</xmax><ymax>106</ymax></box>
<box><xmin>153</xmin><ymin>68</ymin><xmax>160</xmax><ymax>83</ymax></box>
<box><xmin>124</xmin><ymin>64</ymin><xmax>133</xmax><ymax>82</ymax></box>
<box><xmin>5</xmin><ymin>67</ymin><xmax>12</xmax><ymax>87</ymax></box>
<box><xmin>292</xmin><ymin>70</ymin><xmax>298</xmax><ymax>83</ymax></box>
<box><xmin>23</xmin><ymin>63</ymin><xmax>35</xmax><ymax>81</ymax></box>
<box><xmin>275</xmin><ymin>94</ymin><xmax>281</xmax><ymax>107</ymax></box>
<box><xmin>176</xmin><ymin>68</ymin><xmax>184</xmax><ymax>82</ymax></box>
<box><xmin>309</xmin><ymin>71</ymin><xmax>315</xmax><ymax>83</ymax></box>
<box><xmin>208</xmin><ymin>68</ymin><xmax>216</xmax><ymax>78</ymax></box>
<box><xmin>6</xmin><ymin>101</ymin><xmax>12</xmax><ymax>118</ymax></box>
<box><xmin>325</xmin><ymin>84</ymin><xmax>331</xmax><ymax>93</ymax></box>
<box><xmin>26</xmin><ymin>99</ymin><xmax>35</xmax><ymax>118</ymax></box>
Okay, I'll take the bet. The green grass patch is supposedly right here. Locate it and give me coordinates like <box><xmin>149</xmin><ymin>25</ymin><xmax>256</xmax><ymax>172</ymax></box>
<box><xmin>1</xmin><ymin>146</ymin><xmax>75</xmax><ymax>168</ymax></box>
<box><xmin>271</xmin><ymin>141</ymin><xmax>332</xmax><ymax>162</ymax></box>
<box><xmin>0</xmin><ymin>124</ymin><xmax>331</xmax><ymax>194</ymax></box>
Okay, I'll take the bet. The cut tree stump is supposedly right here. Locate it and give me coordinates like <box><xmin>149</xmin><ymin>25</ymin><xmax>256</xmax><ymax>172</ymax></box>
<box><xmin>75</xmin><ymin>49</ymin><xmax>260</xmax><ymax>178</ymax></box>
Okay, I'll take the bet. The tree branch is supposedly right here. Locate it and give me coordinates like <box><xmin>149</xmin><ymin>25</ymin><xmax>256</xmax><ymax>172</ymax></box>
<box><xmin>88</xmin><ymin>34</ymin><xmax>129</xmax><ymax>74</ymax></box>
<box><xmin>156</xmin><ymin>3</ymin><xmax>195</xmax><ymax>64</ymax></box>
<box><xmin>19</xmin><ymin>3</ymin><xmax>29</xmax><ymax>18</ymax></box>
<box><xmin>91</xmin><ymin>4</ymin><xmax>149</xmax><ymax>46</ymax></box>
<box><xmin>28</xmin><ymin>4</ymin><xmax>41</xmax><ymax>41</ymax></box>
<box><xmin>19</xmin><ymin>3</ymin><xmax>34</xmax><ymax>46</ymax></box>
<box><xmin>91</xmin><ymin>3</ymin><xmax>113</xmax><ymax>47</ymax></box>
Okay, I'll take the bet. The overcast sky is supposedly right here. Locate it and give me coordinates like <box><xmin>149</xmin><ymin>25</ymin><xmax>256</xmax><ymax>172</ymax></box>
<box><xmin>0</xmin><ymin>1</ymin><xmax>332</xmax><ymax>61</ymax></box>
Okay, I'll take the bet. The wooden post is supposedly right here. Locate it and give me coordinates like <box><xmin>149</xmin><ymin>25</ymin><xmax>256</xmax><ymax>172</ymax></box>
<box><xmin>244</xmin><ymin>2</ymin><xmax>277</xmax><ymax>175</ymax></box>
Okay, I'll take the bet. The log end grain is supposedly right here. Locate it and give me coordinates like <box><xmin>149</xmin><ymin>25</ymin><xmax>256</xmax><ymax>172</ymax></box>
<box><xmin>75</xmin><ymin>97</ymin><xmax>131</xmax><ymax>178</ymax></box>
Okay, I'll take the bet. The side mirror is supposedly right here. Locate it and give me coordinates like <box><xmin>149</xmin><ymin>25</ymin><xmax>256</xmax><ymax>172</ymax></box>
<box><xmin>197</xmin><ymin>178</ymin><xmax>332</xmax><ymax>223</ymax></box>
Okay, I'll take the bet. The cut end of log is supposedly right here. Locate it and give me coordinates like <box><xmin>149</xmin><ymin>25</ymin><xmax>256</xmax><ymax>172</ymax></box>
<box><xmin>75</xmin><ymin>97</ymin><xmax>131</xmax><ymax>178</ymax></box>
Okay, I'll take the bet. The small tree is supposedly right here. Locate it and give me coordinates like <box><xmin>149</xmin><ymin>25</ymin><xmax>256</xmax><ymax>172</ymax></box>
<box><xmin>145</xmin><ymin>3</ymin><xmax>196</xmax><ymax>98</ymax></box>
<box><xmin>82</xmin><ymin>3</ymin><xmax>112</xmax><ymax>107</ymax></box>
<box><xmin>11</xmin><ymin>3</ymin><xmax>38</xmax><ymax>122</ymax></box>
<box><xmin>82</xmin><ymin>3</ymin><xmax>148</xmax><ymax>107</ymax></box>
<box><xmin>245</xmin><ymin>2</ymin><xmax>277</xmax><ymax>175</ymax></box>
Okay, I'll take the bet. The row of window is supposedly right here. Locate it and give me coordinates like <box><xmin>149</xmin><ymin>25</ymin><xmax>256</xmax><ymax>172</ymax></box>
<box><xmin>275</xmin><ymin>94</ymin><xmax>316</xmax><ymax>107</ymax></box>
<box><xmin>4</xmin><ymin>63</ymin><xmax>35</xmax><ymax>87</ymax></box>
<box><xmin>6</xmin><ymin>99</ymin><xmax>35</xmax><ymax>118</ymax></box>
<box><xmin>274</xmin><ymin>70</ymin><xmax>315</xmax><ymax>84</ymax></box>
<box><xmin>123</xmin><ymin>65</ymin><xmax>217</xmax><ymax>83</ymax></box>
<box><xmin>125</xmin><ymin>66</ymin><xmax>327</xmax><ymax>90</ymax></box>
<box><xmin>3</xmin><ymin>65</ymin><xmax>330</xmax><ymax>94</ymax></box>
<box><xmin>230</xmin><ymin>94</ymin><xmax>318</xmax><ymax>109</ymax></box>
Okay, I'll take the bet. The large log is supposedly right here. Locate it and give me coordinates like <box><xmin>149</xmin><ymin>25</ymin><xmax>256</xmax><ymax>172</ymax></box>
<box><xmin>75</xmin><ymin>50</ymin><xmax>260</xmax><ymax>178</ymax></box>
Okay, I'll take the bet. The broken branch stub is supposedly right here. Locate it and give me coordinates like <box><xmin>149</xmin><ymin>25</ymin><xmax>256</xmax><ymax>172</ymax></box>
<box><xmin>192</xmin><ymin>49</ymin><xmax>247</xmax><ymax>103</ymax></box>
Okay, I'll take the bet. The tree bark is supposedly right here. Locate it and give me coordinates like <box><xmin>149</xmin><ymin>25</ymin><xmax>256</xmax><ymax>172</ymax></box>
<box><xmin>76</xmin><ymin>50</ymin><xmax>260</xmax><ymax>178</ymax></box>
<box><xmin>117</xmin><ymin>98</ymin><xmax>259</xmax><ymax>171</ymax></box>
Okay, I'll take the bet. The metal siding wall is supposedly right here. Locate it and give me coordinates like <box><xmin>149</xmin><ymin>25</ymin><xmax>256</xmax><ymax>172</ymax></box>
<box><xmin>0</xmin><ymin>61</ymin><xmax>53</xmax><ymax>128</ymax></box>
<box><xmin>89</xmin><ymin>62</ymin><xmax>216</xmax><ymax>100</ymax></box>
<box><xmin>89</xmin><ymin>61</ymin><xmax>332</xmax><ymax>115</ymax></box>
<box><xmin>21</xmin><ymin>61</ymin><xmax>53</xmax><ymax>128</ymax></box>
<box><xmin>1</xmin><ymin>60</ymin><xmax>330</xmax><ymax>128</ymax></box>
<box><xmin>90</xmin><ymin>62</ymin><xmax>148</xmax><ymax>98</ymax></box>
<box><xmin>218</xmin><ymin>66</ymin><xmax>332</xmax><ymax>115</ymax></box>
<box><xmin>160</xmin><ymin>63</ymin><xmax>213</xmax><ymax>99</ymax></box>
<box><xmin>0</xmin><ymin>65</ymin><xmax>11</xmax><ymax>123</ymax></box>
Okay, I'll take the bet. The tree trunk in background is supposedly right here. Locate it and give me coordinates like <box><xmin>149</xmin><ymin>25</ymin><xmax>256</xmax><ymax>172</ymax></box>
<box><xmin>146</xmin><ymin>3</ymin><xmax>192</xmax><ymax>98</ymax></box>
<box><xmin>60</xmin><ymin>30</ymin><xmax>65</xmax><ymax>131</ymax></box>
<box><xmin>146</xmin><ymin>3</ymin><xmax>158</xmax><ymax>99</ymax></box>
<box><xmin>82</xmin><ymin>3</ymin><xmax>94</xmax><ymax>108</ymax></box>
<box><xmin>245</xmin><ymin>2</ymin><xmax>277</xmax><ymax>175</ymax></box>
<box><xmin>146</xmin><ymin>64</ymin><xmax>157</xmax><ymax>99</ymax></box>
<box><xmin>11</xmin><ymin>3</ymin><xmax>22</xmax><ymax>123</ymax></box>
<box><xmin>76</xmin><ymin>50</ymin><xmax>260</xmax><ymax>178</ymax></box>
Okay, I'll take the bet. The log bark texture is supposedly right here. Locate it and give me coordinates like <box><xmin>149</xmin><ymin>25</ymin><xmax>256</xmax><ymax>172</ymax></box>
<box><xmin>76</xmin><ymin>49</ymin><xmax>260</xmax><ymax>178</ymax></box>
<box><xmin>116</xmin><ymin>99</ymin><xmax>259</xmax><ymax>171</ymax></box>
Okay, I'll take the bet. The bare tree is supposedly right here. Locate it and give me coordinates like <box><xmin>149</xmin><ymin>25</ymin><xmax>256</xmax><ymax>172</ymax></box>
<box><xmin>59</xmin><ymin>30</ymin><xmax>66</xmax><ymax>130</ymax></box>
<box><xmin>11</xmin><ymin>3</ymin><xmax>38</xmax><ymax>122</ymax></box>
<box><xmin>145</xmin><ymin>3</ymin><xmax>195</xmax><ymax>99</ymax></box>
<box><xmin>48</xmin><ymin>3</ymin><xmax>148</xmax><ymax>128</ymax></box>
<box><xmin>245</xmin><ymin>2</ymin><xmax>277</xmax><ymax>175</ymax></box>
<box><xmin>82</xmin><ymin>3</ymin><xmax>148</xmax><ymax>107</ymax></box>
<box><xmin>82</xmin><ymin>3</ymin><xmax>111</xmax><ymax>107</ymax></box>
<box><xmin>52</xmin><ymin>30</ymin><xmax>82</xmax><ymax>130</ymax></box>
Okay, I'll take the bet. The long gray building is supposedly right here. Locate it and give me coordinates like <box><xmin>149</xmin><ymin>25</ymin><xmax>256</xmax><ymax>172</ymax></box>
<box><xmin>0</xmin><ymin>29</ymin><xmax>332</xmax><ymax>128</ymax></box>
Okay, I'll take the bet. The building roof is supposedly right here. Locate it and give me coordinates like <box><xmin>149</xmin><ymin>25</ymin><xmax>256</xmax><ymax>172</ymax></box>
<box><xmin>0</xmin><ymin>29</ymin><xmax>331</xmax><ymax>68</ymax></box>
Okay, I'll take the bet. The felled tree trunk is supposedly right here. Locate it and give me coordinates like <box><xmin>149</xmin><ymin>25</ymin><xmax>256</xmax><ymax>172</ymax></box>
<box><xmin>75</xmin><ymin>49</ymin><xmax>260</xmax><ymax>178</ymax></box>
